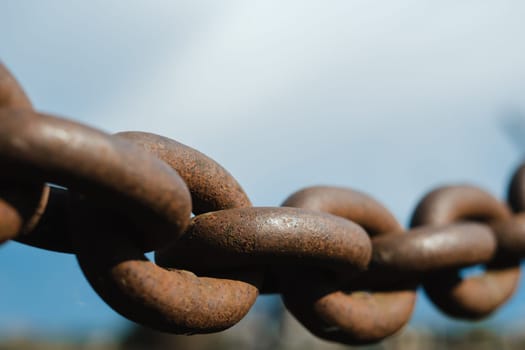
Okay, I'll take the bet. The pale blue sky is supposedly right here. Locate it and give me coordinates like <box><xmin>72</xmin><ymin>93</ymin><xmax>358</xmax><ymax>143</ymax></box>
<box><xmin>1</xmin><ymin>0</ymin><xmax>525</xmax><ymax>339</ymax></box>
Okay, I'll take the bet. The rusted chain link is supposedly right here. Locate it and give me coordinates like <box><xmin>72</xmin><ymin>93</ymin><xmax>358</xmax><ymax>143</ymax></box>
<box><xmin>280</xmin><ymin>187</ymin><xmax>416</xmax><ymax>345</ymax></box>
<box><xmin>75</xmin><ymin>131</ymin><xmax>261</xmax><ymax>333</ymax></box>
<box><xmin>411</xmin><ymin>186</ymin><xmax>521</xmax><ymax>319</ymax></box>
<box><xmin>1</xmin><ymin>62</ymin><xmax>525</xmax><ymax>345</ymax></box>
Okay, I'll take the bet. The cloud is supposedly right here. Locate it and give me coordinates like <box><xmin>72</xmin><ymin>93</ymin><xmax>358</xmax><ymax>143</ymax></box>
<box><xmin>76</xmin><ymin>2</ymin><xmax>525</xmax><ymax>208</ymax></box>
<box><xmin>93</xmin><ymin>2</ymin><xmax>524</xmax><ymax>126</ymax></box>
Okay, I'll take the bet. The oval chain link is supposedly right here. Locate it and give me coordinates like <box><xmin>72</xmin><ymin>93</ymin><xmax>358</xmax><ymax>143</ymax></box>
<box><xmin>411</xmin><ymin>185</ymin><xmax>521</xmax><ymax>319</ymax></box>
<box><xmin>280</xmin><ymin>187</ymin><xmax>416</xmax><ymax>345</ymax></box>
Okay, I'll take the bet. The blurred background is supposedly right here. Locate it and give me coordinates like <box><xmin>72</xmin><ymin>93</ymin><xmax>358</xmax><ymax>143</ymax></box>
<box><xmin>1</xmin><ymin>1</ymin><xmax>525</xmax><ymax>349</ymax></box>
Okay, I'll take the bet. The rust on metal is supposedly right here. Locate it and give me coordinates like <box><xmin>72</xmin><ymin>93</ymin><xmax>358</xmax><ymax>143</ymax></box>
<box><xmin>116</xmin><ymin>132</ymin><xmax>251</xmax><ymax>214</ymax></box>
<box><xmin>371</xmin><ymin>223</ymin><xmax>497</xmax><ymax>274</ymax></box>
<box><xmin>284</xmin><ymin>286</ymin><xmax>417</xmax><ymax>346</ymax></box>
<box><xmin>280</xmin><ymin>186</ymin><xmax>415</xmax><ymax>345</ymax></box>
<box><xmin>0</xmin><ymin>63</ymin><xmax>32</xmax><ymax>109</ymax></box>
<box><xmin>411</xmin><ymin>185</ymin><xmax>520</xmax><ymax>319</ymax></box>
<box><xmin>73</xmin><ymin>207</ymin><xmax>260</xmax><ymax>334</ymax></box>
<box><xmin>0</xmin><ymin>63</ymin><xmax>52</xmax><ymax>245</ymax></box>
<box><xmin>423</xmin><ymin>261</ymin><xmax>520</xmax><ymax>320</ymax></box>
<box><xmin>73</xmin><ymin>147</ymin><xmax>261</xmax><ymax>333</ymax></box>
<box><xmin>156</xmin><ymin>206</ymin><xmax>372</xmax><ymax>275</ymax></box>
<box><xmin>0</xmin><ymin>109</ymin><xmax>192</xmax><ymax>251</ymax></box>
<box><xmin>282</xmin><ymin>186</ymin><xmax>400</xmax><ymax>236</ymax></box>
<box><xmin>411</xmin><ymin>185</ymin><xmax>511</xmax><ymax>227</ymax></box>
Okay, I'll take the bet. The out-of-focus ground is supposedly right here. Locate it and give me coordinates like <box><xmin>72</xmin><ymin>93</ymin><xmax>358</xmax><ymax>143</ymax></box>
<box><xmin>1</xmin><ymin>309</ymin><xmax>524</xmax><ymax>350</ymax></box>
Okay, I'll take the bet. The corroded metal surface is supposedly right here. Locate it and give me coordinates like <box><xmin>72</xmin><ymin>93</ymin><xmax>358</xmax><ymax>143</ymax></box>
<box><xmin>410</xmin><ymin>185</ymin><xmax>511</xmax><ymax>227</ymax></box>
<box><xmin>74</xmin><ymin>207</ymin><xmax>260</xmax><ymax>334</ymax></box>
<box><xmin>423</xmin><ymin>261</ymin><xmax>520</xmax><ymax>319</ymax></box>
<box><xmin>73</xmin><ymin>136</ymin><xmax>262</xmax><ymax>333</ymax></box>
<box><xmin>280</xmin><ymin>186</ymin><xmax>415</xmax><ymax>345</ymax></box>
<box><xmin>15</xmin><ymin>131</ymin><xmax>254</xmax><ymax>253</ymax></box>
<box><xmin>371</xmin><ymin>223</ymin><xmax>497</xmax><ymax>273</ymax></box>
<box><xmin>281</xmin><ymin>186</ymin><xmax>400</xmax><ymax>236</ymax></box>
<box><xmin>0</xmin><ymin>109</ymin><xmax>191</xmax><ymax>251</ymax></box>
<box><xmin>0</xmin><ymin>63</ymin><xmax>51</xmax><ymax>245</ymax></box>
<box><xmin>411</xmin><ymin>185</ymin><xmax>520</xmax><ymax>319</ymax></box>
<box><xmin>116</xmin><ymin>132</ymin><xmax>251</xmax><ymax>214</ymax></box>
<box><xmin>156</xmin><ymin>207</ymin><xmax>372</xmax><ymax>274</ymax></box>
<box><xmin>284</xmin><ymin>285</ymin><xmax>417</xmax><ymax>346</ymax></box>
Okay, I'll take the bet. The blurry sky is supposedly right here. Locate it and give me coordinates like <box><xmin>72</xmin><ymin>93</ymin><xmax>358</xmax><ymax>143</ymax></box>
<box><xmin>1</xmin><ymin>0</ymin><xmax>525</xmax><ymax>339</ymax></box>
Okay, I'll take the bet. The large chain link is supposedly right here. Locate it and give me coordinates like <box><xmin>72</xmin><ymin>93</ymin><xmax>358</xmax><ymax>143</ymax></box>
<box><xmin>1</xmin><ymin>62</ymin><xmax>524</xmax><ymax>345</ymax></box>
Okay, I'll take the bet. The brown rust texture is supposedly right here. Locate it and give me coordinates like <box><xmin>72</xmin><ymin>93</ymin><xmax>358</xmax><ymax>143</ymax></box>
<box><xmin>411</xmin><ymin>185</ymin><xmax>520</xmax><ymax>319</ymax></box>
<box><xmin>156</xmin><ymin>207</ymin><xmax>371</xmax><ymax>274</ymax></box>
<box><xmin>0</xmin><ymin>109</ymin><xmax>192</xmax><ymax>251</ymax></box>
<box><xmin>411</xmin><ymin>184</ymin><xmax>511</xmax><ymax>227</ymax></box>
<box><xmin>73</xmin><ymin>144</ymin><xmax>262</xmax><ymax>333</ymax></box>
<box><xmin>282</xmin><ymin>186</ymin><xmax>401</xmax><ymax>236</ymax></box>
<box><xmin>115</xmin><ymin>131</ymin><xmax>264</xmax><ymax>330</ymax></box>
<box><xmin>74</xmin><ymin>139</ymin><xmax>262</xmax><ymax>334</ymax></box>
<box><xmin>372</xmin><ymin>222</ymin><xmax>497</xmax><ymax>273</ymax></box>
<box><xmin>280</xmin><ymin>186</ymin><xmax>416</xmax><ymax>345</ymax></box>
<box><xmin>115</xmin><ymin>131</ymin><xmax>251</xmax><ymax>214</ymax></box>
<box><xmin>0</xmin><ymin>63</ymin><xmax>32</xmax><ymax>109</ymax></box>
<box><xmin>74</xmin><ymin>208</ymin><xmax>260</xmax><ymax>334</ymax></box>
<box><xmin>0</xmin><ymin>63</ymin><xmax>51</xmax><ymax>245</ymax></box>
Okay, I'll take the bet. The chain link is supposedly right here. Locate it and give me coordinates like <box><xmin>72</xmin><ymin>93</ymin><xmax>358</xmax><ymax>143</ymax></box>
<box><xmin>1</xmin><ymin>62</ymin><xmax>524</xmax><ymax>345</ymax></box>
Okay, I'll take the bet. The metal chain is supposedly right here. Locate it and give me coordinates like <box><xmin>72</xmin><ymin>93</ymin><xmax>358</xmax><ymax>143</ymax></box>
<box><xmin>1</xmin><ymin>62</ymin><xmax>524</xmax><ymax>345</ymax></box>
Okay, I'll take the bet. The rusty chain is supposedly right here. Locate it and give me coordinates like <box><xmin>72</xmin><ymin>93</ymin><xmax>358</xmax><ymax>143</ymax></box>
<box><xmin>1</xmin><ymin>62</ymin><xmax>525</xmax><ymax>345</ymax></box>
